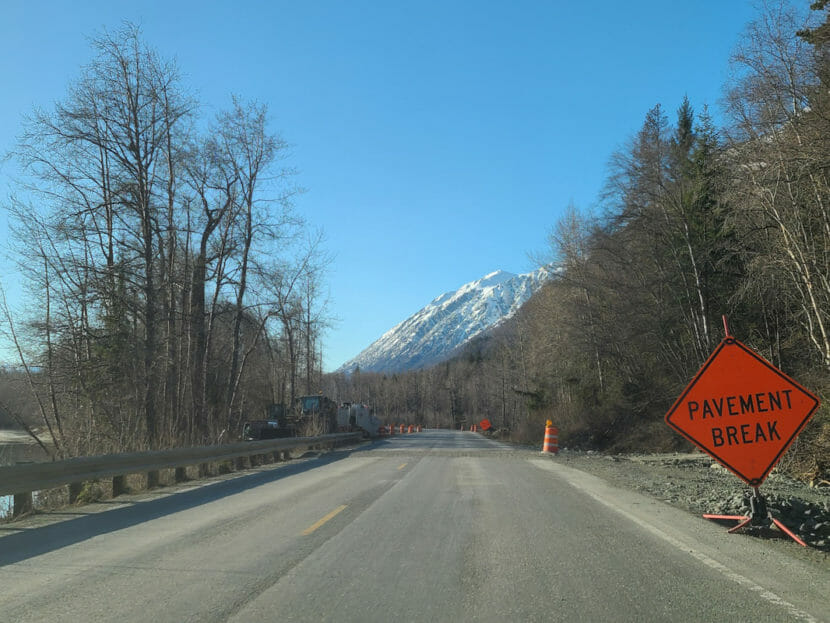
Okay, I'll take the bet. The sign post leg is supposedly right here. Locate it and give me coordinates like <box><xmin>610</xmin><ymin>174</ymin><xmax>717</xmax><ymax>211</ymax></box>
<box><xmin>769</xmin><ymin>517</ymin><xmax>807</xmax><ymax>547</ymax></box>
<box><xmin>703</xmin><ymin>487</ymin><xmax>807</xmax><ymax>547</ymax></box>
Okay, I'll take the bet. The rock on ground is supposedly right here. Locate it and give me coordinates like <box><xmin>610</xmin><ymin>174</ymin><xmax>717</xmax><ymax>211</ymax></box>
<box><xmin>554</xmin><ymin>450</ymin><xmax>830</xmax><ymax>558</ymax></box>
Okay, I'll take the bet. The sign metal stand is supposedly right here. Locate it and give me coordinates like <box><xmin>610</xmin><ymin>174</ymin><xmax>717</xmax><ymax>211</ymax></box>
<box><xmin>666</xmin><ymin>316</ymin><xmax>820</xmax><ymax>548</ymax></box>
<box><xmin>702</xmin><ymin>485</ymin><xmax>807</xmax><ymax>546</ymax></box>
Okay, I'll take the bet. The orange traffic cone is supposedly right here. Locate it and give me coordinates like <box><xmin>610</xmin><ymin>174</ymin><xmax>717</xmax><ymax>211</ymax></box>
<box><xmin>542</xmin><ymin>421</ymin><xmax>559</xmax><ymax>454</ymax></box>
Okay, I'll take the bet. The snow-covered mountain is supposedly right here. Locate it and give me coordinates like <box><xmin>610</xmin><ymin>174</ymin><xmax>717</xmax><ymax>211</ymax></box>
<box><xmin>337</xmin><ymin>267</ymin><xmax>553</xmax><ymax>373</ymax></box>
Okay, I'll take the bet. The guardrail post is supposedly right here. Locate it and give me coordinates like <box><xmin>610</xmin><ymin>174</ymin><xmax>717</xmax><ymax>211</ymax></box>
<box><xmin>147</xmin><ymin>470</ymin><xmax>160</xmax><ymax>488</ymax></box>
<box><xmin>198</xmin><ymin>463</ymin><xmax>209</xmax><ymax>477</ymax></box>
<box><xmin>112</xmin><ymin>474</ymin><xmax>127</xmax><ymax>497</ymax></box>
<box><xmin>13</xmin><ymin>492</ymin><xmax>33</xmax><ymax>517</ymax></box>
<box><xmin>174</xmin><ymin>467</ymin><xmax>188</xmax><ymax>482</ymax></box>
<box><xmin>235</xmin><ymin>456</ymin><xmax>248</xmax><ymax>470</ymax></box>
<box><xmin>68</xmin><ymin>481</ymin><xmax>83</xmax><ymax>504</ymax></box>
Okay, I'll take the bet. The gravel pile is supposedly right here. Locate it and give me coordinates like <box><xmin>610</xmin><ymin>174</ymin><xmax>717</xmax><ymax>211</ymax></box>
<box><xmin>556</xmin><ymin>450</ymin><xmax>830</xmax><ymax>552</ymax></box>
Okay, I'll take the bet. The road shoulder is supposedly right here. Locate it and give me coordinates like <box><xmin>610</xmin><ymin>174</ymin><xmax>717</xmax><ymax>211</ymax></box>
<box><xmin>531</xmin><ymin>456</ymin><xmax>829</xmax><ymax>623</ymax></box>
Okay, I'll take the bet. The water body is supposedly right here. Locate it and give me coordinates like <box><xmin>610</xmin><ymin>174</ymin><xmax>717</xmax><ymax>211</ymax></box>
<box><xmin>0</xmin><ymin>430</ymin><xmax>51</xmax><ymax>518</ymax></box>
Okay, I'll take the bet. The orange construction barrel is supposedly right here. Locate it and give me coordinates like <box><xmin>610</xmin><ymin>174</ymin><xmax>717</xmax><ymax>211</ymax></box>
<box><xmin>542</xmin><ymin>421</ymin><xmax>559</xmax><ymax>454</ymax></box>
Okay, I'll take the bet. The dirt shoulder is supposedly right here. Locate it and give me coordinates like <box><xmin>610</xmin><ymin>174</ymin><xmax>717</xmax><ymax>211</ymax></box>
<box><xmin>552</xmin><ymin>449</ymin><xmax>830</xmax><ymax>565</ymax></box>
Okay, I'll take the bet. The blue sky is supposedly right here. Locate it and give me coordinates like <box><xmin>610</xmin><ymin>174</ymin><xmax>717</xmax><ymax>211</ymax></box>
<box><xmin>0</xmin><ymin>0</ymin><xmax>759</xmax><ymax>371</ymax></box>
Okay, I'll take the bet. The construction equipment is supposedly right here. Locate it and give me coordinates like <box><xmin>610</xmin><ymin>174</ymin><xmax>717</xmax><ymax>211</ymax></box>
<box><xmin>241</xmin><ymin>419</ymin><xmax>295</xmax><ymax>440</ymax></box>
<box><xmin>295</xmin><ymin>394</ymin><xmax>338</xmax><ymax>435</ymax></box>
<box><xmin>336</xmin><ymin>402</ymin><xmax>383</xmax><ymax>437</ymax></box>
<box><xmin>242</xmin><ymin>395</ymin><xmax>383</xmax><ymax>440</ymax></box>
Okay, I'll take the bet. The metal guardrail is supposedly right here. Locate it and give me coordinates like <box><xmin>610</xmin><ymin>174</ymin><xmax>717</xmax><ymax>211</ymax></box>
<box><xmin>0</xmin><ymin>432</ymin><xmax>362</xmax><ymax>500</ymax></box>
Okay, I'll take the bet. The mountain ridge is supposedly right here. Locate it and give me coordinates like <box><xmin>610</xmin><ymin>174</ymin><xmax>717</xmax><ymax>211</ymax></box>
<box><xmin>336</xmin><ymin>267</ymin><xmax>552</xmax><ymax>373</ymax></box>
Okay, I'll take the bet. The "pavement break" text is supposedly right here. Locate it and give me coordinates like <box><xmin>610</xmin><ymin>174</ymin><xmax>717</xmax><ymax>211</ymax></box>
<box><xmin>685</xmin><ymin>390</ymin><xmax>793</xmax><ymax>447</ymax></box>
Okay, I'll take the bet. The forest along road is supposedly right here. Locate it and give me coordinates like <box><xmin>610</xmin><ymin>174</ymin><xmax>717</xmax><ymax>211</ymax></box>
<box><xmin>1</xmin><ymin>431</ymin><xmax>828</xmax><ymax>622</ymax></box>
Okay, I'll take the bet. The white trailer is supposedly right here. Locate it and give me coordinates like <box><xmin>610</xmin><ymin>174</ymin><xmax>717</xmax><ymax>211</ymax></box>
<box><xmin>336</xmin><ymin>402</ymin><xmax>383</xmax><ymax>437</ymax></box>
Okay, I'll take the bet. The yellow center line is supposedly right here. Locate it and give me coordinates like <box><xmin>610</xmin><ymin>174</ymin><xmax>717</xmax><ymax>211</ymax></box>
<box><xmin>397</xmin><ymin>463</ymin><xmax>407</xmax><ymax>470</ymax></box>
<box><xmin>301</xmin><ymin>505</ymin><xmax>348</xmax><ymax>535</ymax></box>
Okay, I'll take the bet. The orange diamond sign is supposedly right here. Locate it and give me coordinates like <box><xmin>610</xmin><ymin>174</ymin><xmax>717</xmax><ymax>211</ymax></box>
<box><xmin>665</xmin><ymin>337</ymin><xmax>820</xmax><ymax>486</ymax></box>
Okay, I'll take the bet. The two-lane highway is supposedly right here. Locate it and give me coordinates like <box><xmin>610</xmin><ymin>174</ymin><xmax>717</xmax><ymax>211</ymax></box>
<box><xmin>1</xmin><ymin>431</ymin><xmax>828</xmax><ymax>622</ymax></box>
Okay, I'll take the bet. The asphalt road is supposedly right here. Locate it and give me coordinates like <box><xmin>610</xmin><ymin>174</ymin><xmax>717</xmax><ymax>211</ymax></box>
<box><xmin>1</xmin><ymin>430</ymin><xmax>828</xmax><ymax>622</ymax></box>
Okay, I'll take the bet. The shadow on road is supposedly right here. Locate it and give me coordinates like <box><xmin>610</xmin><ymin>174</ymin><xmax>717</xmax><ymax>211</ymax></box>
<box><xmin>0</xmin><ymin>448</ymin><xmax>359</xmax><ymax>567</ymax></box>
